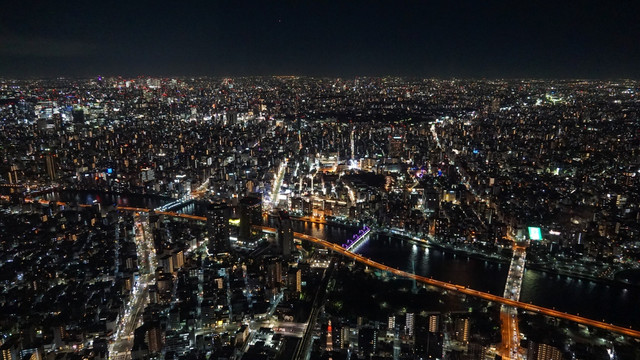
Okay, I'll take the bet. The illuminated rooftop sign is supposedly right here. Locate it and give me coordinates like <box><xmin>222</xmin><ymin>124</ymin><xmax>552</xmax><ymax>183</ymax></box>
<box><xmin>528</xmin><ymin>227</ymin><xmax>542</xmax><ymax>241</ymax></box>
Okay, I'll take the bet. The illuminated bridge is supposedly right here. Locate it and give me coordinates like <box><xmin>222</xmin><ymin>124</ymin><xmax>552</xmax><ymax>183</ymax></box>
<box><xmin>154</xmin><ymin>195</ymin><xmax>194</xmax><ymax>212</ymax></box>
<box><xmin>10</xmin><ymin>200</ymin><xmax>640</xmax><ymax>339</ymax></box>
<box><xmin>341</xmin><ymin>225</ymin><xmax>371</xmax><ymax>251</ymax></box>
<box><xmin>22</xmin><ymin>198</ymin><xmax>94</xmax><ymax>208</ymax></box>
<box><xmin>254</xmin><ymin>226</ymin><xmax>640</xmax><ymax>339</ymax></box>
<box><xmin>500</xmin><ymin>244</ymin><xmax>527</xmax><ymax>359</ymax></box>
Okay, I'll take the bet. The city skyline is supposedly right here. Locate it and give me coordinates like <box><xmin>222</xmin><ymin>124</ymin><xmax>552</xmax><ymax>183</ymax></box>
<box><xmin>1</xmin><ymin>76</ymin><xmax>639</xmax><ymax>359</ymax></box>
<box><xmin>2</xmin><ymin>1</ymin><xmax>640</xmax><ymax>359</ymax></box>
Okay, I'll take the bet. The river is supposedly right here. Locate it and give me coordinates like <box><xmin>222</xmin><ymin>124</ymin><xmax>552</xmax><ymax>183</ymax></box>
<box><xmin>354</xmin><ymin>233</ymin><xmax>640</xmax><ymax>329</ymax></box>
<box><xmin>38</xmin><ymin>190</ymin><xmax>640</xmax><ymax>329</ymax></box>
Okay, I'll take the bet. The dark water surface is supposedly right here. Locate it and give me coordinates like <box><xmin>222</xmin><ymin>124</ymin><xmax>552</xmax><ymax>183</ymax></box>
<box><xmin>41</xmin><ymin>190</ymin><xmax>640</xmax><ymax>328</ymax></box>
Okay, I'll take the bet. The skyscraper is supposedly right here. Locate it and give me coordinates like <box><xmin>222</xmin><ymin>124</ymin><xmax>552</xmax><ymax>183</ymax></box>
<box><xmin>454</xmin><ymin>318</ymin><xmax>470</xmax><ymax>343</ymax></box>
<box><xmin>277</xmin><ymin>210</ymin><xmax>294</xmax><ymax>257</ymax></box>
<box><xmin>405</xmin><ymin>313</ymin><xmax>415</xmax><ymax>337</ymax></box>
<box><xmin>428</xmin><ymin>314</ymin><xmax>440</xmax><ymax>333</ymax></box>
<box><xmin>388</xmin><ymin>315</ymin><xmax>395</xmax><ymax>331</ymax></box>
<box><xmin>45</xmin><ymin>154</ymin><xmax>57</xmax><ymax>181</ymax></box>
<box><xmin>239</xmin><ymin>195</ymin><xmax>262</xmax><ymax>243</ymax></box>
<box><xmin>358</xmin><ymin>327</ymin><xmax>378</xmax><ymax>356</ymax></box>
<box><xmin>423</xmin><ymin>186</ymin><xmax>440</xmax><ymax>214</ymax></box>
<box><xmin>265</xmin><ymin>258</ymin><xmax>282</xmax><ymax>289</ymax></box>
<box><xmin>207</xmin><ymin>201</ymin><xmax>230</xmax><ymax>255</ymax></box>
<box><xmin>146</xmin><ymin>323</ymin><xmax>164</xmax><ymax>354</ymax></box>
<box><xmin>0</xmin><ymin>337</ymin><xmax>19</xmax><ymax>360</ymax></box>
<box><xmin>287</xmin><ymin>267</ymin><xmax>301</xmax><ymax>293</ymax></box>
<box><xmin>415</xmin><ymin>316</ymin><xmax>444</xmax><ymax>360</ymax></box>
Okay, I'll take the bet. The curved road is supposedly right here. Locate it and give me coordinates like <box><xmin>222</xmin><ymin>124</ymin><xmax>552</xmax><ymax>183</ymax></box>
<box><xmin>109</xmin><ymin>207</ymin><xmax>640</xmax><ymax>339</ymax></box>
<box><xmin>272</xmin><ymin>227</ymin><xmax>640</xmax><ymax>339</ymax></box>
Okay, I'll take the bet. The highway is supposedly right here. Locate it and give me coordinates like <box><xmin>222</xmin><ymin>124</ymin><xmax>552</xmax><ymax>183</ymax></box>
<box><xmin>108</xmin><ymin>206</ymin><xmax>640</xmax><ymax>340</ymax></box>
<box><xmin>500</xmin><ymin>306</ymin><xmax>521</xmax><ymax>360</ymax></box>
<box><xmin>109</xmin><ymin>214</ymin><xmax>157</xmax><ymax>360</ymax></box>
<box><xmin>269</xmin><ymin>159</ymin><xmax>288</xmax><ymax>209</ymax></box>
<box><xmin>68</xmin><ymin>205</ymin><xmax>640</xmax><ymax>339</ymax></box>
<box><xmin>23</xmin><ymin>198</ymin><xmax>94</xmax><ymax>208</ymax></box>
<box><xmin>250</xmin><ymin>226</ymin><xmax>640</xmax><ymax>339</ymax></box>
<box><xmin>499</xmin><ymin>245</ymin><xmax>527</xmax><ymax>359</ymax></box>
<box><xmin>293</xmin><ymin>259</ymin><xmax>335</xmax><ymax>360</ymax></box>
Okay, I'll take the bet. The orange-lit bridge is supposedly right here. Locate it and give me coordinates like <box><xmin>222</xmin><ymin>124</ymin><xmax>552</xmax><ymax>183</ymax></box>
<box><xmin>111</xmin><ymin>208</ymin><xmax>640</xmax><ymax>338</ymax></box>
<box><xmin>17</xmin><ymin>202</ymin><xmax>640</xmax><ymax>339</ymax></box>
<box><xmin>22</xmin><ymin>198</ymin><xmax>95</xmax><ymax>208</ymax></box>
<box><xmin>257</xmin><ymin>226</ymin><xmax>640</xmax><ymax>339</ymax></box>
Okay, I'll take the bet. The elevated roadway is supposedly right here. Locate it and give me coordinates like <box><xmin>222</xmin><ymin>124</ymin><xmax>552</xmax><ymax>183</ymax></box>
<box><xmin>251</xmin><ymin>226</ymin><xmax>640</xmax><ymax>339</ymax></box>
<box><xmin>53</xmin><ymin>205</ymin><xmax>640</xmax><ymax>339</ymax></box>
<box><xmin>500</xmin><ymin>245</ymin><xmax>527</xmax><ymax>359</ymax></box>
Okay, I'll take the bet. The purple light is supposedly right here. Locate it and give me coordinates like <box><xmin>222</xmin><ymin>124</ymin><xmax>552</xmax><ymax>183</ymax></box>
<box><xmin>342</xmin><ymin>226</ymin><xmax>372</xmax><ymax>249</ymax></box>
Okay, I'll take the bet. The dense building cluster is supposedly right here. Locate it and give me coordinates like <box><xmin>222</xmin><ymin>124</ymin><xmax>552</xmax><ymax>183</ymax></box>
<box><xmin>1</xmin><ymin>77</ymin><xmax>639</xmax><ymax>360</ymax></box>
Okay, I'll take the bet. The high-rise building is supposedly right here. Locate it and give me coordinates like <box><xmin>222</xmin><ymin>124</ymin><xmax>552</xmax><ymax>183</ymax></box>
<box><xmin>454</xmin><ymin>318</ymin><xmax>469</xmax><ymax>343</ymax></box>
<box><xmin>226</xmin><ymin>110</ymin><xmax>238</xmax><ymax>125</ymax></box>
<box><xmin>358</xmin><ymin>327</ymin><xmax>378</xmax><ymax>356</ymax></box>
<box><xmin>0</xmin><ymin>337</ymin><xmax>19</xmax><ymax>360</ymax></box>
<box><xmin>467</xmin><ymin>343</ymin><xmax>486</xmax><ymax>360</ymax></box>
<box><xmin>45</xmin><ymin>154</ymin><xmax>57</xmax><ymax>181</ymax></box>
<box><xmin>428</xmin><ymin>314</ymin><xmax>440</xmax><ymax>333</ymax></box>
<box><xmin>239</xmin><ymin>196</ymin><xmax>262</xmax><ymax>242</ymax></box>
<box><xmin>332</xmin><ymin>324</ymin><xmax>344</xmax><ymax>349</ymax></box>
<box><xmin>277</xmin><ymin>210</ymin><xmax>294</xmax><ymax>257</ymax></box>
<box><xmin>423</xmin><ymin>186</ymin><xmax>440</xmax><ymax>214</ymax></box>
<box><xmin>533</xmin><ymin>343</ymin><xmax>562</xmax><ymax>360</ymax></box>
<box><xmin>171</xmin><ymin>250</ymin><xmax>184</xmax><ymax>269</ymax></box>
<box><xmin>7</xmin><ymin>165</ymin><xmax>19</xmax><ymax>184</ymax></box>
<box><xmin>146</xmin><ymin>323</ymin><xmax>164</xmax><ymax>354</ymax></box>
<box><xmin>340</xmin><ymin>326</ymin><xmax>350</xmax><ymax>349</ymax></box>
<box><xmin>158</xmin><ymin>254</ymin><xmax>173</xmax><ymax>274</ymax></box>
<box><xmin>72</xmin><ymin>108</ymin><xmax>85</xmax><ymax>123</ymax></box>
<box><xmin>287</xmin><ymin>267</ymin><xmax>301</xmax><ymax>293</ymax></box>
<box><xmin>415</xmin><ymin>316</ymin><xmax>443</xmax><ymax>360</ymax></box>
<box><xmin>265</xmin><ymin>258</ymin><xmax>282</xmax><ymax>289</ymax></box>
<box><xmin>19</xmin><ymin>349</ymin><xmax>41</xmax><ymax>360</ymax></box>
<box><xmin>405</xmin><ymin>313</ymin><xmax>415</xmax><ymax>337</ymax></box>
<box><xmin>207</xmin><ymin>201</ymin><xmax>230</xmax><ymax>255</ymax></box>
<box><xmin>388</xmin><ymin>316</ymin><xmax>396</xmax><ymax>331</ymax></box>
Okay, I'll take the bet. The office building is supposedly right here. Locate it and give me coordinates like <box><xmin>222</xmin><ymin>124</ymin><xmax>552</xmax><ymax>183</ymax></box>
<box><xmin>207</xmin><ymin>201</ymin><xmax>230</xmax><ymax>254</ymax></box>
<box><xmin>358</xmin><ymin>327</ymin><xmax>377</xmax><ymax>356</ymax></box>
<box><xmin>406</xmin><ymin>312</ymin><xmax>415</xmax><ymax>337</ymax></box>
<box><xmin>239</xmin><ymin>196</ymin><xmax>262</xmax><ymax>242</ymax></box>
<box><xmin>45</xmin><ymin>153</ymin><xmax>57</xmax><ymax>181</ymax></box>
<box><xmin>277</xmin><ymin>210</ymin><xmax>294</xmax><ymax>257</ymax></box>
<box><xmin>455</xmin><ymin>318</ymin><xmax>470</xmax><ymax>343</ymax></box>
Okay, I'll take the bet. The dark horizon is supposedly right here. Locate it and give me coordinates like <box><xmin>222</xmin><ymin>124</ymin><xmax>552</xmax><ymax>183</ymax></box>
<box><xmin>3</xmin><ymin>74</ymin><xmax>640</xmax><ymax>82</ymax></box>
<box><xmin>2</xmin><ymin>1</ymin><xmax>640</xmax><ymax>79</ymax></box>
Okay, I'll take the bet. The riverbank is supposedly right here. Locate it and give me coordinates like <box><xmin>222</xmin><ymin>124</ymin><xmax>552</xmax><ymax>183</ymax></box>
<box><xmin>381</xmin><ymin>229</ymin><xmax>640</xmax><ymax>291</ymax></box>
<box><xmin>42</xmin><ymin>188</ymin><xmax>176</xmax><ymax>202</ymax></box>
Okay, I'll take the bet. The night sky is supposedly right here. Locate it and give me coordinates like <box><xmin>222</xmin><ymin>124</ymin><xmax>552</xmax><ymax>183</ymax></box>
<box><xmin>1</xmin><ymin>1</ymin><xmax>639</xmax><ymax>78</ymax></box>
